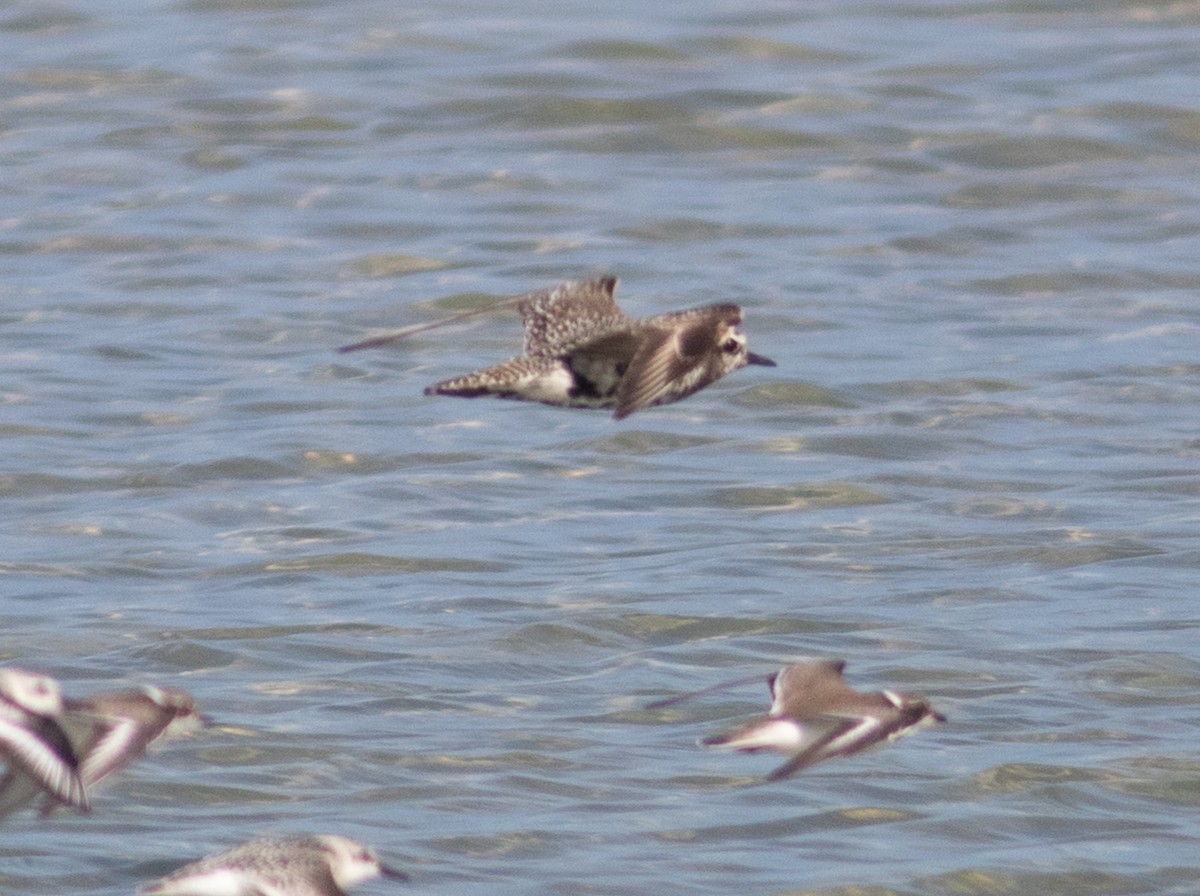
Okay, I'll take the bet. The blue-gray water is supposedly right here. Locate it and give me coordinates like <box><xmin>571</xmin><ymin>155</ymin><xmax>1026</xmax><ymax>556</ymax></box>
<box><xmin>4</xmin><ymin>1</ymin><xmax>1200</xmax><ymax>893</ymax></box>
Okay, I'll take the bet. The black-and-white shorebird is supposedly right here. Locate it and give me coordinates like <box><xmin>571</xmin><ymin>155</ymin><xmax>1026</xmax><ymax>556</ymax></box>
<box><xmin>138</xmin><ymin>835</ymin><xmax>408</xmax><ymax>896</ymax></box>
<box><xmin>651</xmin><ymin>659</ymin><xmax>944</xmax><ymax>780</ymax></box>
<box><xmin>39</xmin><ymin>685</ymin><xmax>208</xmax><ymax>816</ymax></box>
<box><xmin>0</xmin><ymin>681</ymin><xmax>207</xmax><ymax>818</ymax></box>
<box><xmin>338</xmin><ymin>277</ymin><xmax>775</xmax><ymax>419</ymax></box>
<box><xmin>0</xmin><ymin>668</ymin><xmax>89</xmax><ymax>815</ymax></box>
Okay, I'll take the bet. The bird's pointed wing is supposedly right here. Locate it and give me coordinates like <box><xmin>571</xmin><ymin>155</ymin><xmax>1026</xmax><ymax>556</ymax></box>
<box><xmin>768</xmin><ymin>659</ymin><xmax>852</xmax><ymax>716</ymax></box>
<box><xmin>520</xmin><ymin>278</ymin><xmax>627</xmax><ymax>357</ymax></box>
<box><xmin>612</xmin><ymin>311</ymin><xmax>729</xmax><ymax>419</ymax></box>
<box><xmin>77</xmin><ymin>716</ymin><xmax>149</xmax><ymax>786</ymax></box>
<box><xmin>0</xmin><ymin>715</ymin><xmax>88</xmax><ymax>810</ymax></box>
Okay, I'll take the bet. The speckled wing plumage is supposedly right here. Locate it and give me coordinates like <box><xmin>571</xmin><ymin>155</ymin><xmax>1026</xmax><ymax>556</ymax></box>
<box><xmin>426</xmin><ymin>278</ymin><xmax>636</xmax><ymax>407</ymax></box>
<box><xmin>612</xmin><ymin>304</ymin><xmax>745</xmax><ymax>419</ymax></box>
<box><xmin>375</xmin><ymin>277</ymin><xmax>772</xmax><ymax>417</ymax></box>
<box><xmin>141</xmin><ymin>837</ymin><xmax>334</xmax><ymax>896</ymax></box>
<box><xmin>518</xmin><ymin>278</ymin><xmax>630</xmax><ymax>357</ymax></box>
<box><xmin>425</xmin><ymin>356</ymin><xmax>567</xmax><ymax>401</ymax></box>
<box><xmin>138</xmin><ymin>835</ymin><xmax>406</xmax><ymax>896</ymax></box>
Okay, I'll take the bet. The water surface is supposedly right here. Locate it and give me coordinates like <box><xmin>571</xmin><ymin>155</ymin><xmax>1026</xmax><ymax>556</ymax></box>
<box><xmin>3</xmin><ymin>1</ymin><xmax>1200</xmax><ymax>893</ymax></box>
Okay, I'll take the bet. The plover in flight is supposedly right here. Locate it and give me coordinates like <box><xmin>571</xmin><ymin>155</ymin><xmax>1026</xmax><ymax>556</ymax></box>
<box><xmin>139</xmin><ymin>834</ymin><xmax>407</xmax><ymax>896</ymax></box>
<box><xmin>651</xmin><ymin>659</ymin><xmax>944</xmax><ymax>780</ymax></box>
<box><xmin>28</xmin><ymin>685</ymin><xmax>208</xmax><ymax>817</ymax></box>
<box><xmin>0</xmin><ymin>668</ymin><xmax>89</xmax><ymax>816</ymax></box>
<box><xmin>338</xmin><ymin>277</ymin><xmax>775</xmax><ymax>419</ymax></box>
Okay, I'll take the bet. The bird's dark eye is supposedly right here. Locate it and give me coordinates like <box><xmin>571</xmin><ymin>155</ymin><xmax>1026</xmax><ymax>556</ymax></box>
<box><xmin>722</xmin><ymin>338</ymin><xmax>740</xmax><ymax>353</ymax></box>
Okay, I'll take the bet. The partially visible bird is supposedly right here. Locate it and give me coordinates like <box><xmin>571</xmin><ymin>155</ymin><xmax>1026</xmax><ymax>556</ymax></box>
<box><xmin>338</xmin><ymin>277</ymin><xmax>775</xmax><ymax>420</ymax></box>
<box><xmin>0</xmin><ymin>668</ymin><xmax>89</xmax><ymax>816</ymax></box>
<box><xmin>37</xmin><ymin>685</ymin><xmax>208</xmax><ymax>817</ymax></box>
<box><xmin>139</xmin><ymin>834</ymin><xmax>408</xmax><ymax>896</ymax></box>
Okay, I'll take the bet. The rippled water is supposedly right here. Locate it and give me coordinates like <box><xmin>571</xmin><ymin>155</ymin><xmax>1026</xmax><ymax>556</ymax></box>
<box><xmin>4</xmin><ymin>0</ymin><xmax>1200</xmax><ymax>893</ymax></box>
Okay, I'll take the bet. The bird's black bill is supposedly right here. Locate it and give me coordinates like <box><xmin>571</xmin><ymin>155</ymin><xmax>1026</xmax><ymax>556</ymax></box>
<box><xmin>747</xmin><ymin>352</ymin><xmax>776</xmax><ymax>367</ymax></box>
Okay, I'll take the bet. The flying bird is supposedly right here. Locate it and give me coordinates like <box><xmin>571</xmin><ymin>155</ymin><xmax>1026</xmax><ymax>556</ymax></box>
<box><xmin>651</xmin><ymin>659</ymin><xmax>944</xmax><ymax>780</ymax></box>
<box><xmin>339</xmin><ymin>277</ymin><xmax>775</xmax><ymax>419</ymax></box>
